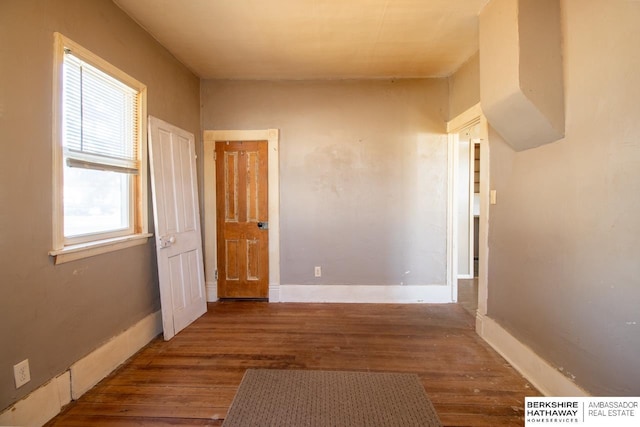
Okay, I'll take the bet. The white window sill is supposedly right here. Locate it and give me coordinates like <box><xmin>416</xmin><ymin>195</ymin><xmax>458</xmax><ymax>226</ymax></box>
<box><xmin>49</xmin><ymin>233</ymin><xmax>153</xmax><ymax>265</ymax></box>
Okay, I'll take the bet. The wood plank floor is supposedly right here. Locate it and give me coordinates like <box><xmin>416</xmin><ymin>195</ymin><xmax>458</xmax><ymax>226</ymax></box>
<box><xmin>46</xmin><ymin>302</ymin><xmax>540</xmax><ymax>426</ymax></box>
<box><xmin>458</xmin><ymin>278</ymin><xmax>479</xmax><ymax>316</ymax></box>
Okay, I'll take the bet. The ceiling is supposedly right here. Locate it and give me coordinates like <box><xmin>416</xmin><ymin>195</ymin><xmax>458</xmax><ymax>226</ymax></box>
<box><xmin>114</xmin><ymin>0</ymin><xmax>488</xmax><ymax>80</ymax></box>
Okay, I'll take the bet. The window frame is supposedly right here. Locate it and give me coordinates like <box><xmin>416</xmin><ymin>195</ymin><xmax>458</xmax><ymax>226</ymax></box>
<box><xmin>50</xmin><ymin>33</ymin><xmax>150</xmax><ymax>264</ymax></box>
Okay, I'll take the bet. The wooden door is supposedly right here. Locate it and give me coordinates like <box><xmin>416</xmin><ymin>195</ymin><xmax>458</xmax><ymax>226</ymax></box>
<box><xmin>216</xmin><ymin>140</ymin><xmax>269</xmax><ymax>298</ymax></box>
<box><xmin>148</xmin><ymin>116</ymin><xmax>207</xmax><ymax>340</ymax></box>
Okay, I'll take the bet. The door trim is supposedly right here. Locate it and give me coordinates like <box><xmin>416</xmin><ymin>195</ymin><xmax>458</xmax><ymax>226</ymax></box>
<box><xmin>446</xmin><ymin>103</ymin><xmax>489</xmax><ymax>315</ymax></box>
<box><xmin>203</xmin><ymin>129</ymin><xmax>280</xmax><ymax>302</ymax></box>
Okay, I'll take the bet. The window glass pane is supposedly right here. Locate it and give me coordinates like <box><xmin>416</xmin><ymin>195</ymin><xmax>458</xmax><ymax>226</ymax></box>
<box><xmin>81</xmin><ymin>66</ymin><xmax>136</xmax><ymax>161</ymax></box>
<box><xmin>63</xmin><ymin>165</ymin><xmax>130</xmax><ymax>238</ymax></box>
<box><xmin>62</xmin><ymin>53</ymin><xmax>138</xmax><ymax>165</ymax></box>
<box><xmin>62</xmin><ymin>59</ymin><xmax>82</xmax><ymax>152</ymax></box>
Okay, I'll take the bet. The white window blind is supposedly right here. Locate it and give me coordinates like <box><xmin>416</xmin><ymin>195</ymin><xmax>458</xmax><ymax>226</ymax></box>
<box><xmin>62</xmin><ymin>51</ymin><xmax>139</xmax><ymax>172</ymax></box>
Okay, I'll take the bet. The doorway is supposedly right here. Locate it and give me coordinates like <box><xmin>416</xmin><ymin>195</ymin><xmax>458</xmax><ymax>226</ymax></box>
<box><xmin>457</xmin><ymin>124</ymin><xmax>481</xmax><ymax>316</ymax></box>
<box><xmin>446</xmin><ymin>104</ymin><xmax>489</xmax><ymax>319</ymax></box>
<box><xmin>215</xmin><ymin>140</ymin><xmax>269</xmax><ymax>298</ymax></box>
<box><xmin>203</xmin><ymin>129</ymin><xmax>280</xmax><ymax>301</ymax></box>
<box><xmin>456</xmin><ymin>123</ymin><xmax>480</xmax><ymax>280</ymax></box>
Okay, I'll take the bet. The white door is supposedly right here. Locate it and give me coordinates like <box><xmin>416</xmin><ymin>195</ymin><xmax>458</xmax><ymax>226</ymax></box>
<box><xmin>148</xmin><ymin>116</ymin><xmax>207</xmax><ymax>340</ymax></box>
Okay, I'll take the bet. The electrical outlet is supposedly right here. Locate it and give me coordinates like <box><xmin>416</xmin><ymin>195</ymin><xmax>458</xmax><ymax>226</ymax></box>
<box><xmin>14</xmin><ymin>359</ymin><xmax>30</xmax><ymax>388</ymax></box>
<box><xmin>314</xmin><ymin>266</ymin><xmax>322</xmax><ymax>277</ymax></box>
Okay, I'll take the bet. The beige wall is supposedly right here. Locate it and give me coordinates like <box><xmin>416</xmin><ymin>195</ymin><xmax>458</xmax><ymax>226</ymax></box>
<box><xmin>448</xmin><ymin>52</ymin><xmax>480</xmax><ymax>119</ymax></box>
<box><xmin>487</xmin><ymin>0</ymin><xmax>640</xmax><ymax>395</ymax></box>
<box><xmin>479</xmin><ymin>0</ymin><xmax>564</xmax><ymax>152</ymax></box>
<box><xmin>0</xmin><ymin>0</ymin><xmax>200</xmax><ymax>410</ymax></box>
<box><xmin>201</xmin><ymin>79</ymin><xmax>449</xmax><ymax>287</ymax></box>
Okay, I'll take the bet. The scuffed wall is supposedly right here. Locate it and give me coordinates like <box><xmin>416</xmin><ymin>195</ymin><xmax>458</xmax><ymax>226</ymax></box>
<box><xmin>487</xmin><ymin>0</ymin><xmax>640</xmax><ymax>395</ymax></box>
<box><xmin>201</xmin><ymin>79</ymin><xmax>449</xmax><ymax>288</ymax></box>
<box><xmin>0</xmin><ymin>0</ymin><xmax>200</xmax><ymax>411</ymax></box>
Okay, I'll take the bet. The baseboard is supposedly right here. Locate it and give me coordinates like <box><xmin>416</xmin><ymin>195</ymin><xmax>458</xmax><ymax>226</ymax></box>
<box><xmin>206</xmin><ymin>281</ymin><xmax>218</xmax><ymax>302</ymax></box>
<box><xmin>269</xmin><ymin>283</ymin><xmax>280</xmax><ymax>302</ymax></box>
<box><xmin>476</xmin><ymin>313</ymin><xmax>590</xmax><ymax>397</ymax></box>
<box><xmin>276</xmin><ymin>284</ymin><xmax>452</xmax><ymax>303</ymax></box>
<box><xmin>0</xmin><ymin>372</ymin><xmax>70</xmax><ymax>427</ymax></box>
<box><xmin>70</xmin><ymin>310</ymin><xmax>162</xmax><ymax>398</ymax></box>
<box><xmin>0</xmin><ymin>310</ymin><xmax>162</xmax><ymax>426</ymax></box>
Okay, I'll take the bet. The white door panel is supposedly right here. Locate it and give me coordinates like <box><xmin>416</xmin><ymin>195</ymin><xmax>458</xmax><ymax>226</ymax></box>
<box><xmin>149</xmin><ymin>116</ymin><xmax>206</xmax><ymax>340</ymax></box>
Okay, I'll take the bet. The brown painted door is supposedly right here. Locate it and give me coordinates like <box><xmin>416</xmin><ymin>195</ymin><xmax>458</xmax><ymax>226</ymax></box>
<box><xmin>216</xmin><ymin>140</ymin><xmax>269</xmax><ymax>298</ymax></box>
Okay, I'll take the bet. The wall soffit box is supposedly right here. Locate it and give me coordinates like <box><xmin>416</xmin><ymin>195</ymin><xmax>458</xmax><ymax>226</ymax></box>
<box><xmin>480</xmin><ymin>0</ymin><xmax>565</xmax><ymax>151</ymax></box>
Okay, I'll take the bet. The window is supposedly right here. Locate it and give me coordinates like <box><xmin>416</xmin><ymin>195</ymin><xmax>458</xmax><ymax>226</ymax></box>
<box><xmin>51</xmin><ymin>33</ymin><xmax>149</xmax><ymax>263</ymax></box>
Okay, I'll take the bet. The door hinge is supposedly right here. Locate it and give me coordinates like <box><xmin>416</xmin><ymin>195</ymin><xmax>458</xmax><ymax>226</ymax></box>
<box><xmin>215</xmin><ymin>269</ymin><xmax>218</xmax><ymax>280</ymax></box>
<box><xmin>214</xmin><ymin>152</ymin><xmax>217</xmax><ymax>160</ymax></box>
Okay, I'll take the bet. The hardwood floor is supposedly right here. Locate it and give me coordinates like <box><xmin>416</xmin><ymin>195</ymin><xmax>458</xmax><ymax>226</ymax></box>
<box><xmin>458</xmin><ymin>278</ymin><xmax>479</xmax><ymax>316</ymax></box>
<box><xmin>46</xmin><ymin>302</ymin><xmax>539</xmax><ymax>426</ymax></box>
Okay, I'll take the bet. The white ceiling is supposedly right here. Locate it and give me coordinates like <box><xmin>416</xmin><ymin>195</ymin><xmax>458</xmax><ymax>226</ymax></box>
<box><xmin>114</xmin><ymin>0</ymin><xmax>488</xmax><ymax>80</ymax></box>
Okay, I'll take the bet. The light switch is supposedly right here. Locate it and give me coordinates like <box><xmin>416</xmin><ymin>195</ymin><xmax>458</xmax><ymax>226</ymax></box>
<box><xmin>490</xmin><ymin>190</ymin><xmax>497</xmax><ymax>205</ymax></box>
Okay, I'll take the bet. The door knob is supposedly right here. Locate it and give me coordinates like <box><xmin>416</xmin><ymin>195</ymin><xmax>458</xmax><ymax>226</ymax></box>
<box><xmin>159</xmin><ymin>235</ymin><xmax>175</xmax><ymax>248</ymax></box>
<box><xmin>257</xmin><ymin>222</ymin><xmax>269</xmax><ymax>230</ymax></box>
